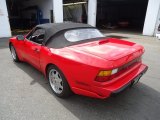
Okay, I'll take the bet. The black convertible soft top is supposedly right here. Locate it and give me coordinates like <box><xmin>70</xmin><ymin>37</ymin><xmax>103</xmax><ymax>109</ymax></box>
<box><xmin>34</xmin><ymin>23</ymin><xmax>105</xmax><ymax>48</ymax></box>
<box><xmin>36</xmin><ymin>23</ymin><xmax>94</xmax><ymax>45</ymax></box>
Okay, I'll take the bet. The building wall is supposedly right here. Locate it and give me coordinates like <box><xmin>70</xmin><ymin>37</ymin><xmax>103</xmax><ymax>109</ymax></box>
<box><xmin>154</xmin><ymin>6</ymin><xmax>160</xmax><ymax>35</ymax></box>
<box><xmin>143</xmin><ymin>0</ymin><xmax>160</xmax><ymax>36</ymax></box>
<box><xmin>1</xmin><ymin>0</ymin><xmax>158</xmax><ymax>37</ymax></box>
<box><xmin>52</xmin><ymin>0</ymin><xmax>63</xmax><ymax>23</ymax></box>
<box><xmin>0</xmin><ymin>0</ymin><xmax>11</xmax><ymax>38</ymax></box>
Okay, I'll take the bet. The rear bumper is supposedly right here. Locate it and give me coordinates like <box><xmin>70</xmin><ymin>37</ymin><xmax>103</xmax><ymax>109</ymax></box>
<box><xmin>112</xmin><ymin>66</ymin><xmax>148</xmax><ymax>94</ymax></box>
<box><xmin>92</xmin><ymin>63</ymin><xmax>148</xmax><ymax>99</ymax></box>
<box><xmin>72</xmin><ymin>63</ymin><xmax>148</xmax><ymax>99</ymax></box>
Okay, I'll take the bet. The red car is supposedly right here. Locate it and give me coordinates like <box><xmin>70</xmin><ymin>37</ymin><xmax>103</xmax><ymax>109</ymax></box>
<box><xmin>9</xmin><ymin>23</ymin><xmax>148</xmax><ymax>99</ymax></box>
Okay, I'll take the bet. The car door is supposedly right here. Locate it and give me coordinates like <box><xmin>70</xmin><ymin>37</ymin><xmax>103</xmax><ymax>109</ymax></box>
<box><xmin>24</xmin><ymin>28</ymin><xmax>45</xmax><ymax>70</ymax></box>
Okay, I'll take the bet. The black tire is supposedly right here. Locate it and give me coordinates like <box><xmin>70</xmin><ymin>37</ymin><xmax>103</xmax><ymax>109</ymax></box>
<box><xmin>47</xmin><ymin>65</ymin><xmax>72</xmax><ymax>98</ymax></box>
<box><xmin>10</xmin><ymin>44</ymin><xmax>20</xmax><ymax>62</ymax></box>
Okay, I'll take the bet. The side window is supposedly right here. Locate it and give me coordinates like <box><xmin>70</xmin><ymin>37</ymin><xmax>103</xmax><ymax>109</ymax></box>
<box><xmin>27</xmin><ymin>28</ymin><xmax>45</xmax><ymax>44</ymax></box>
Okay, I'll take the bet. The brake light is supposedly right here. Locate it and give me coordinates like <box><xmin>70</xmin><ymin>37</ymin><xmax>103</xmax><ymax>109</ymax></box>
<box><xmin>95</xmin><ymin>69</ymin><xmax>118</xmax><ymax>82</ymax></box>
<box><xmin>95</xmin><ymin>76</ymin><xmax>110</xmax><ymax>82</ymax></box>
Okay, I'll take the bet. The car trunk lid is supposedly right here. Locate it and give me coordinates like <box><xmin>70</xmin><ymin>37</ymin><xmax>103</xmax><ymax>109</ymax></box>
<box><xmin>69</xmin><ymin>38</ymin><xmax>144</xmax><ymax>60</ymax></box>
<box><xmin>67</xmin><ymin>38</ymin><xmax>144</xmax><ymax>68</ymax></box>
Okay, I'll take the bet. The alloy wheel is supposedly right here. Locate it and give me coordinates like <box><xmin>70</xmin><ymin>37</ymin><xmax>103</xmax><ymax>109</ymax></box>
<box><xmin>49</xmin><ymin>69</ymin><xmax>63</xmax><ymax>94</ymax></box>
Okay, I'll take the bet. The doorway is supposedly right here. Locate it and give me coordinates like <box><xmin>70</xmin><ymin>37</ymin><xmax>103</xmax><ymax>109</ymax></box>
<box><xmin>6</xmin><ymin>0</ymin><xmax>52</xmax><ymax>35</ymax></box>
<box><xmin>63</xmin><ymin>0</ymin><xmax>88</xmax><ymax>23</ymax></box>
<box><xmin>97</xmin><ymin>0</ymin><xmax>149</xmax><ymax>33</ymax></box>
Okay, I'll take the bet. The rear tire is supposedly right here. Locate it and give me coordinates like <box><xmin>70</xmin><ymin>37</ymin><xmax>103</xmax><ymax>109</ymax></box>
<box><xmin>47</xmin><ymin>65</ymin><xmax>72</xmax><ymax>98</ymax></box>
<box><xmin>10</xmin><ymin>44</ymin><xmax>20</xmax><ymax>62</ymax></box>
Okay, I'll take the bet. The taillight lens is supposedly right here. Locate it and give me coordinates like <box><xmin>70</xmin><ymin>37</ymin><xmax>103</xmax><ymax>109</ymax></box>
<box><xmin>95</xmin><ymin>76</ymin><xmax>110</xmax><ymax>82</ymax></box>
<box><xmin>95</xmin><ymin>69</ymin><xmax>118</xmax><ymax>82</ymax></box>
<box><xmin>95</xmin><ymin>57</ymin><xmax>142</xmax><ymax>82</ymax></box>
<box><xmin>97</xmin><ymin>70</ymin><xmax>112</xmax><ymax>77</ymax></box>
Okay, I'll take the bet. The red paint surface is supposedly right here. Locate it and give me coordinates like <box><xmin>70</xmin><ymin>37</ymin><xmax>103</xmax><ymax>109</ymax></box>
<box><xmin>9</xmin><ymin>36</ymin><xmax>148</xmax><ymax>99</ymax></box>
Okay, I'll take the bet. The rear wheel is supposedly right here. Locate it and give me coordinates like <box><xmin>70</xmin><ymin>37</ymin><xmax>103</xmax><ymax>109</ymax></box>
<box><xmin>10</xmin><ymin>44</ymin><xmax>20</xmax><ymax>62</ymax></box>
<box><xmin>47</xmin><ymin>65</ymin><xmax>72</xmax><ymax>98</ymax></box>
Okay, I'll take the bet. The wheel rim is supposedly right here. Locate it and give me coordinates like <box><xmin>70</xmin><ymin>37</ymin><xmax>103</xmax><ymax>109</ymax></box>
<box><xmin>11</xmin><ymin>45</ymin><xmax>16</xmax><ymax>60</ymax></box>
<box><xmin>49</xmin><ymin>69</ymin><xmax>63</xmax><ymax>94</ymax></box>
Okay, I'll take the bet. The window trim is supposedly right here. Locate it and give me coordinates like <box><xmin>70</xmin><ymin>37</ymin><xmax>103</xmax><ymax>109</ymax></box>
<box><xmin>26</xmin><ymin>28</ymin><xmax>45</xmax><ymax>45</ymax></box>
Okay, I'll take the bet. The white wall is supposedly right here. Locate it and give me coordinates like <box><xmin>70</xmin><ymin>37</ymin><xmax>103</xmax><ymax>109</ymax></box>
<box><xmin>143</xmin><ymin>0</ymin><xmax>160</xmax><ymax>36</ymax></box>
<box><xmin>88</xmin><ymin>0</ymin><xmax>97</xmax><ymax>26</ymax></box>
<box><xmin>0</xmin><ymin>0</ymin><xmax>11</xmax><ymax>38</ymax></box>
<box><xmin>52</xmin><ymin>0</ymin><xmax>63</xmax><ymax>23</ymax></box>
<box><xmin>154</xmin><ymin>5</ymin><xmax>160</xmax><ymax>35</ymax></box>
<box><xmin>22</xmin><ymin>0</ymin><xmax>53</xmax><ymax>21</ymax></box>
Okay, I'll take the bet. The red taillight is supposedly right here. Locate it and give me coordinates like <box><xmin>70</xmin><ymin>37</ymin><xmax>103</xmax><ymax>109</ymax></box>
<box><xmin>95</xmin><ymin>57</ymin><xmax>142</xmax><ymax>82</ymax></box>
<box><xmin>95</xmin><ymin>76</ymin><xmax>110</xmax><ymax>82</ymax></box>
<box><xmin>95</xmin><ymin>69</ymin><xmax>118</xmax><ymax>82</ymax></box>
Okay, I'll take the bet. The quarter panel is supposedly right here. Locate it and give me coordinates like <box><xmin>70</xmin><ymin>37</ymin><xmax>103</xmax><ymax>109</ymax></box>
<box><xmin>39</xmin><ymin>47</ymin><xmax>101</xmax><ymax>92</ymax></box>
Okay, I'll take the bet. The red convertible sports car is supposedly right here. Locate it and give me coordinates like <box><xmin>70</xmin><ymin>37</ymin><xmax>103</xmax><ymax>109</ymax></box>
<box><xmin>9</xmin><ymin>23</ymin><xmax>148</xmax><ymax>99</ymax></box>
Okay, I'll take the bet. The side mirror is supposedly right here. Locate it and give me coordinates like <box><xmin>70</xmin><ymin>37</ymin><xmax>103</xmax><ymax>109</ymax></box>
<box><xmin>16</xmin><ymin>35</ymin><xmax>25</xmax><ymax>40</ymax></box>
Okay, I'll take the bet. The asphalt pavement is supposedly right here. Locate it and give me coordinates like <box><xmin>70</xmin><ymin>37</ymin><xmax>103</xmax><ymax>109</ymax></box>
<box><xmin>0</xmin><ymin>33</ymin><xmax>160</xmax><ymax>120</ymax></box>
